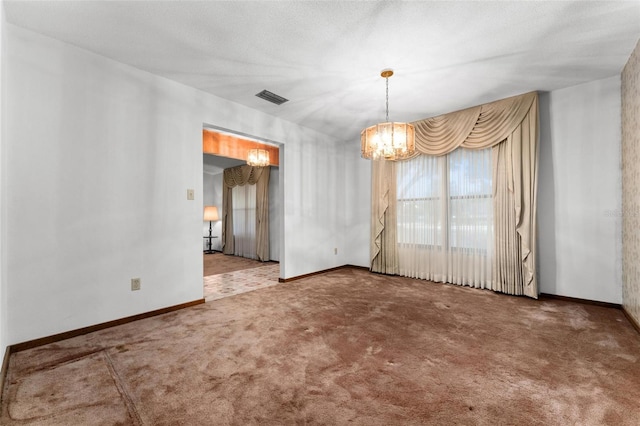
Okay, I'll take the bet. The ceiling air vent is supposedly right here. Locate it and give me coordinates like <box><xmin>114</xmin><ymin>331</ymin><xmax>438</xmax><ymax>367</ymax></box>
<box><xmin>255</xmin><ymin>89</ymin><xmax>289</xmax><ymax>105</ymax></box>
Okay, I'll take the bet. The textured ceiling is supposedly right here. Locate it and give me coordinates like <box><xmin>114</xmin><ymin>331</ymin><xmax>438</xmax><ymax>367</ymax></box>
<box><xmin>4</xmin><ymin>1</ymin><xmax>640</xmax><ymax>143</ymax></box>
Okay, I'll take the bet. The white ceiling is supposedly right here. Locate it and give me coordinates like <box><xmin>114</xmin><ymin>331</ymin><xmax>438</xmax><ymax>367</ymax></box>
<box><xmin>4</xmin><ymin>1</ymin><xmax>640</xmax><ymax>143</ymax></box>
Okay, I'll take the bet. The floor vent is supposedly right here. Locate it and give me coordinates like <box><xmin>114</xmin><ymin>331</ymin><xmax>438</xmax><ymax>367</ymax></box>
<box><xmin>255</xmin><ymin>90</ymin><xmax>289</xmax><ymax>105</ymax></box>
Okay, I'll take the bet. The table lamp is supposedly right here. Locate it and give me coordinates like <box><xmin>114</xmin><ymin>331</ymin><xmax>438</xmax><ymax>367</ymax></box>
<box><xmin>203</xmin><ymin>206</ymin><xmax>219</xmax><ymax>254</ymax></box>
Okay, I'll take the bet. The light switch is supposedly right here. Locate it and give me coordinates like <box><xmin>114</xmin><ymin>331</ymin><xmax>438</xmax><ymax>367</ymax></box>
<box><xmin>187</xmin><ymin>189</ymin><xmax>195</xmax><ymax>200</ymax></box>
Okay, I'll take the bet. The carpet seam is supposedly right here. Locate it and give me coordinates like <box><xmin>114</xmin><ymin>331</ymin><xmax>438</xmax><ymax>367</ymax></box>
<box><xmin>14</xmin><ymin>349</ymin><xmax>106</xmax><ymax>377</ymax></box>
<box><xmin>102</xmin><ymin>350</ymin><xmax>144</xmax><ymax>426</ymax></box>
<box><xmin>0</xmin><ymin>350</ymin><xmax>14</xmax><ymax>423</ymax></box>
<box><xmin>2</xmin><ymin>351</ymin><xmax>144</xmax><ymax>424</ymax></box>
<box><xmin>0</xmin><ymin>346</ymin><xmax>9</xmax><ymax>406</ymax></box>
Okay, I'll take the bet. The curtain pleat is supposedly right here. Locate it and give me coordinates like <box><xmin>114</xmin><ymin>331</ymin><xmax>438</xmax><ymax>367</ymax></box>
<box><xmin>412</xmin><ymin>106</ymin><xmax>481</xmax><ymax>156</ymax></box>
<box><xmin>371</xmin><ymin>91</ymin><xmax>539</xmax><ymax>298</ymax></box>
<box><xmin>513</xmin><ymin>100</ymin><xmax>539</xmax><ymax>298</ymax></box>
<box><xmin>370</xmin><ymin>159</ymin><xmax>398</xmax><ymax>274</ymax></box>
<box><xmin>221</xmin><ymin>165</ymin><xmax>270</xmax><ymax>261</ymax></box>
<box><xmin>492</xmin><ymin>140</ymin><xmax>523</xmax><ymax>295</ymax></box>
<box><xmin>222</xmin><ymin>184</ymin><xmax>234</xmax><ymax>255</ymax></box>
<box><xmin>255</xmin><ymin>168</ymin><xmax>270</xmax><ymax>261</ymax></box>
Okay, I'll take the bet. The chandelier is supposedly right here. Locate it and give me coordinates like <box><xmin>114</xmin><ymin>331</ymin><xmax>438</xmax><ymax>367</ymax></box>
<box><xmin>361</xmin><ymin>69</ymin><xmax>415</xmax><ymax>160</ymax></box>
<box><xmin>246</xmin><ymin>148</ymin><xmax>270</xmax><ymax>167</ymax></box>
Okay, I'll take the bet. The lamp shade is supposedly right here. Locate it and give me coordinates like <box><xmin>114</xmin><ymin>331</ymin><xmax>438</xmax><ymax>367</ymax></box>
<box><xmin>361</xmin><ymin>121</ymin><xmax>415</xmax><ymax>160</ymax></box>
<box><xmin>203</xmin><ymin>206</ymin><xmax>219</xmax><ymax>221</ymax></box>
<box><xmin>360</xmin><ymin>69</ymin><xmax>415</xmax><ymax>160</ymax></box>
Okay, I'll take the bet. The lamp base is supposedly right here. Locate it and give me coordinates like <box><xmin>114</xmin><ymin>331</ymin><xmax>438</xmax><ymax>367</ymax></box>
<box><xmin>203</xmin><ymin>220</ymin><xmax>218</xmax><ymax>254</ymax></box>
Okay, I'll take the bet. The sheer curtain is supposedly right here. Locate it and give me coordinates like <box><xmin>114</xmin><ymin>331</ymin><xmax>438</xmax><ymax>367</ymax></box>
<box><xmin>232</xmin><ymin>183</ymin><xmax>257</xmax><ymax>259</ymax></box>
<box><xmin>397</xmin><ymin>148</ymin><xmax>493</xmax><ymax>288</ymax></box>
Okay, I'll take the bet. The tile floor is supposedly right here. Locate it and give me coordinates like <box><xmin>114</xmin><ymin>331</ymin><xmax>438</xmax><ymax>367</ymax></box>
<box><xmin>203</xmin><ymin>263</ymin><xmax>280</xmax><ymax>302</ymax></box>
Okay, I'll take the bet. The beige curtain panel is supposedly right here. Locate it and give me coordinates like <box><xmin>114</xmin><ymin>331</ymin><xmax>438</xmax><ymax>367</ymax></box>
<box><xmin>221</xmin><ymin>165</ymin><xmax>270</xmax><ymax>261</ymax></box>
<box><xmin>371</xmin><ymin>159</ymin><xmax>399</xmax><ymax>275</ymax></box>
<box><xmin>371</xmin><ymin>92</ymin><xmax>539</xmax><ymax>298</ymax></box>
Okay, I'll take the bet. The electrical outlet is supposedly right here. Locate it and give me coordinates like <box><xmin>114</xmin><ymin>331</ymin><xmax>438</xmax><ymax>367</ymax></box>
<box><xmin>131</xmin><ymin>278</ymin><xmax>141</xmax><ymax>291</ymax></box>
<box><xmin>334</xmin><ymin>247</ymin><xmax>338</xmax><ymax>255</ymax></box>
<box><xmin>187</xmin><ymin>189</ymin><xmax>195</xmax><ymax>200</ymax></box>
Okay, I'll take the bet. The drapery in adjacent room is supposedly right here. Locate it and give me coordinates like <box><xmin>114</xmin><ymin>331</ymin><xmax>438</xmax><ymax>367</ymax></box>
<box><xmin>232</xmin><ymin>183</ymin><xmax>257</xmax><ymax>259</ymax></box>
<box><xmin>371</xmin><ymin>92</ymin><xmax>539</xmax><ymax>298</ymax></box>
<box><xmin>221</xmin><ymin>165</ymin><xmax>270</xmax><ymax>261</ymax></box>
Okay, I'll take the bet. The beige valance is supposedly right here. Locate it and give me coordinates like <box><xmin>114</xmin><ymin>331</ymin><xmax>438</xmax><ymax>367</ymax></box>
<box><xmin>223</xmin><ymin>165</ymin><xmax>267</xmax><ymax>187</ymax></box>
<box><xmin>412</xmin><ymin>91</ymin><xmax>537</xmax><ymax>156</ymax></box>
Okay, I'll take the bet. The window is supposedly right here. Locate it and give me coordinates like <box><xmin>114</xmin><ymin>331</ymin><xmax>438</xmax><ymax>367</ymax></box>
<box><xmin>397</xmin><ymin>154</ymin><xmax>445</xmax><ymax>248</ymax></box>
<box><xmin>232</xmin><ymin>184</ymin><xmax>257</xmax><ymax>259</ymax></box>
<box><xmin>397</xmin><ymin>148</ymin><xmax>492</xmax><ymax>253</ymax></box>
<box><xmin>447</xmin><ymin>148</ymin><xmax>493</xmax><ymax>252</ymax></box>
<box><xmin>396</xmin><ymin>148</ymin><xmax>493</xmax><ymax>284</ymax></box>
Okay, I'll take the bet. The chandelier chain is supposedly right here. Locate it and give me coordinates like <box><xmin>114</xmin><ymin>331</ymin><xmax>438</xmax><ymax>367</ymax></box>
<box><xmin>385</xmin><ymin>76</ymin><xmax>389</xmax><ymax>122</ymax></box>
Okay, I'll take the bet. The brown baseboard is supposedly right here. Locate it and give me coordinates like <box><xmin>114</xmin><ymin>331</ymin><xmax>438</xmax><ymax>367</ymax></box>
<box><xmin>345</xmin><ymin>264</ymin><xmax>370</xmax><ymax>271</ymax></box>
<box><xmin>622</xmin><ymin>306</ymin><xmax>640</xmax><ymax>334</ymax></box>
<box><xmin>278</xmin><ymin>264</ymin><xmax>370</xmax><ymax>283</ymax></box>
<box><xmin>9</xmin><ymin>298</ymin><xmax>205</xmax><ymax>353</ymax></box>
<box><xmin>538</xmin><ymin>293</ymin><xmax>622</xmax><ymax>309</ymax></box>
<box><xmin>1</xmin><ymin>345</ymin><xmax>10</xmax><ymax>404</ymax></box>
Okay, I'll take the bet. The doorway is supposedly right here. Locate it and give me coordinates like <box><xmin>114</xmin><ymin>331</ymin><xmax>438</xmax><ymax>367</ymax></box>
<box><xmin>202</xmin><ymin>143</ymin><xmax>282</xmax><ymax>300</ymax></box>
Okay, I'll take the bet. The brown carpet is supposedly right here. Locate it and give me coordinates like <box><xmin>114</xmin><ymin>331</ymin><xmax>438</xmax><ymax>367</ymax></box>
<box><xmin>3</xmin><ymin>268</ymin><xmax>640</xmax><ymax>425</ymax></box>
<box><xmin>204</xmin><ymin>252</ymin><xmax>275</xmax><ymax>276</ymax></box>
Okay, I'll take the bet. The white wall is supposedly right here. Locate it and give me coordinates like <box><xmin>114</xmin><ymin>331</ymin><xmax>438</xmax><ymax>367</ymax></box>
<box><xmin>342</xmin><ymin>139</ymin><xmax>371</xmax><ymax>268</ymax></box>
<box><xmin>282</xmin><ymin>133</ymin><xmax>347</xmax><ymax>278</ymax></box>
<box><xmin>0</xmin><ymin>0</ymin><xmax>7</xmax><ymax>356</ymax></box>
<box><xmin>268</xmin><ymin>166</ymin><xmax>280</xmax><ymax>261</ymax></box>
<box><xmin>4</xmin><ymin>24</ymin><xmax>348</xmax><ymax>345</ymax></box>
<box><xmin>538</xmin><ymin>76</ymin><xmax>622</xmax><ymax>303</ymax></box>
